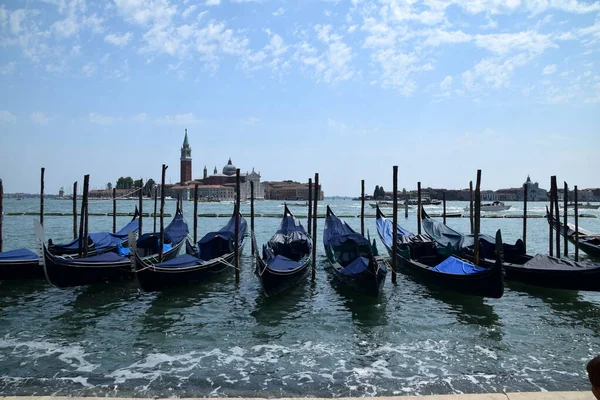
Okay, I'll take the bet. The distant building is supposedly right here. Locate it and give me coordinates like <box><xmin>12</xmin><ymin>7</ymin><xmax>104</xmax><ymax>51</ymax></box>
<box><xmin>58</xmin><ymin>187</ymin><xmax>65</xmax><ymax>198</ymax></box>
<box><xmin>180</xmin><ymin>129</ymin><xmax>192</xmax><ymax>184</ymax></box>
<box><xmin>520</xmin><ymin>175</ymin><xmax>548</xmax><ymax>201</ymax></box>
<box><xmin>263</xmin><ymin>181</ymin><xmax>324</xmax><ymax>200</ymax></box>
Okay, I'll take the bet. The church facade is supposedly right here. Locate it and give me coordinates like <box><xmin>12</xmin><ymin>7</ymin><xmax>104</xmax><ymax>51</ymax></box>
<box><xmin>169</xmin><ymin>131</ymin><xmax>263</xmax><ymax>201</ymax></box>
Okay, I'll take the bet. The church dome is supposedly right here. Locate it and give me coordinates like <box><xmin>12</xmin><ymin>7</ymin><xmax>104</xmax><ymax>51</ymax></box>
<box><xmin>222</xmin><ymin>158</ymin><xmax>237</xmax><ymax>176</ymax></box>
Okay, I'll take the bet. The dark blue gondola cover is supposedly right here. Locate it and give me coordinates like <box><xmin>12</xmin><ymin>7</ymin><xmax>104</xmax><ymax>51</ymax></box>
<box><xmin>264</xmin><ymin>211</ymin><xmax>311</xmax><ymax>263</ymax></box>
<box><xmin>164</xmin><ymin>211</ymin><xmax>189</xmax><ymax>244</ymax></box>
<box><xmin>340</xmin><ymin>256</ymin><xmax>369</xmax><ymax>275</ymax></box>
<box><xmin>50</xmin><ymin>218</ymin><xmax>139</xmax><ymax>254</ymax></box>
<box><xmin>154</xmin><ymin>254</ymin><xmax>202</xmax><ymax>269</ymax></box>
<box><xmin>0</xmin><ymin>248</ymin><xmax>39</xmax><ymax>261</ymax></box>
<box><xmin>57</xmin><ymin>252</ymin><xmax>129</xmax><ymax>264</ymax></box>
<box><xmin>431</xmin><ymin>256</ymin><xmax>487</xmax><ymax>274</ymax></box>
<box><xmin>197</xmin><ymin>215</ymin><xmax>247</xmax><ymax>261</ymax></box>
<box><xmin>376</xmin><ymin>214</ymin><xmax>414</xmax><ymax>247</ymax></box>
<box><xmin>267</xmin><ymin>255</ymin><xmax>304</xmax><ymax>271</ymax></box>
<box><xmin>323</xmin><ymin>213</ymin><xmax>369</xmax><ymax>247</ymax></box>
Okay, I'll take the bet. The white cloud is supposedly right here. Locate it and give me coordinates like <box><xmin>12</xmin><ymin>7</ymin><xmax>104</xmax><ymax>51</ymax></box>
<box><xmin>89</xmin><ymin>112</ymin><xmax>118</xmax><ymax>125</ymax></box>
<box><xmin>155</xmin><ymin>113</ymin><xmax>200</xmax><ymax>125</ymax></box>
<box><xmin>273</xmin><ymin>7</ymin><xmax>285</xmax><ymax>17</ymax></box>
<box><xmin>182</xmin><ymin>5</ymin><xmax>197</xmax><ymax>19</ymax></box>
<box><xmin>440</xmin><ymin>75</ymin><xmax>453</xmax><ymax>91</ymax></box>
<box><xmin>462</xmin><ymin>54</ymin><xmax>530</xmax><ymax>90</ymax></box>
<box><xmin>474</xmin><ymin>31</ymin><xmax>555</xmax><ymax>56</ymax></box>
<box><xmin>543</xmin><ymin>64</ymin><xmax>557</xmax><ymax>75</ymax></box>
<box><xmin>205</xmin><ymin>0</ymin><xmax>220</xmax><ymax>5</ymax></box>
<box><xmin>131</xmin><ymin>112</ymin><xmax>148</xmax><ymax>122</ymax></box>
<box><xmin>30</xmin><ymin>112</ymin><xmax>51</xmax><ymax>125</ymax></box>
<box><xmin>0</xmin><ymin>110</ymin><xmax>16</xmax><ymax>124</ymax></box>
<box><xmin>244</xmin><ymin>116</ymin><xmax>260</xmax><ymax>125</ymax></box>
<box><xmin>81</xmin><ymin>62</ymin><xmax>96</xmax><ymax>76</ymax></box>
<box><xmin>0</xmin><ymin>61</ymin><xmax>16</xmax><ymax>75</ymax></box>
<box><xmin>105</xmin><ymin>32</ymin><xmax>133</xmax><ymax>47</ymax></box>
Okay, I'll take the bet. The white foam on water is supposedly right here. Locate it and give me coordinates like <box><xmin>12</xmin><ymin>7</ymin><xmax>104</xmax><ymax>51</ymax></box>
<box><xmin>57</xmin><ymin>376</ymin><xmax>93</xmax><ymax>388</ymax></box>
<box><xmin>474</xmin><ymin>345</ymin><xmax>498</xmax><ymax>360</ymax></box>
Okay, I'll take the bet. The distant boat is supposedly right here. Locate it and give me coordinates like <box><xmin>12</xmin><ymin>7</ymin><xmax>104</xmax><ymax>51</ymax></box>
<box><xmin>565</xmin><ymin>202</ymin><xmax>600</xmax><ymax>210</ymax></box>
<box><xmin>464</xmin><ymin>201</ymin><xmax>511</xmax><ymax>212</ymax></box>
<box><xmin>282</xmin><ymin>202</ymin><xmax>308</xmax><ymax>207</ymax></box>
<box><xmin>370</xmin><ymin>201</ymin><xmax>413</xmax><ymax>209</ymax></box>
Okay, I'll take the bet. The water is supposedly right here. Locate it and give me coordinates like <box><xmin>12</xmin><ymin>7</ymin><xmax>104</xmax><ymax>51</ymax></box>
<box><xmin>1</xmin><ymin>198</ymin><xmax>599</xmax><ymax>397</ymax></box>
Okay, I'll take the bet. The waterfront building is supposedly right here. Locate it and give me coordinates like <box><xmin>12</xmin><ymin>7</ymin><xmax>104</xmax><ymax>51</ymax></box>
<box><xmin>263</xmin><ymin>181</ymin><xmax>324</xmax><ymax>200</ymax></box>
<box><xmin>520</xmin><ymin>175</ymin><xmax>548</xmax><ymax>201</ymax></box>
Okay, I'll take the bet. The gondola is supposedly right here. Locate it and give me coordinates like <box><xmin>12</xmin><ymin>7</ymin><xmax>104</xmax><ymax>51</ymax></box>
<box><xmin>47</xmin><ymin>209</ymin><xmax>140</xmax><ymax>257</ymax></box>
<box><xmin>254</xmin><ymin>205</ymin><xmax>312</xmax><ymax>297</ymax></box>
<box><xmin>323</xmin><ymin>206</ymin><xmax>387</xmax><ymax>296</ymax></box>
<box><xmin>422</xmin><ymin>208</ymin><xmax>600</xmax><ymax>291</ymax></box>
<box><xmin>41</xmin><ymin>207</ymin><xmax>188</xmax><ymax>288</ymax></box>
<box><xmin>376</xmin><ymin>206</ymin><xmax>504</xmax><ymax>298</ymax></box>
<box><xmin>134</xmin><ymin>210</ymin><xmax>247</xmax><ymax>292</ymax></box>
<box><xmin>0</xmin><ymin>248</ymin><xmax>43</xmax><ymax>280</ymax></box>
<box><xmin>547</xmin><ymin>209</ymin><xmax>600</xmax><ymax>259</ymax></box>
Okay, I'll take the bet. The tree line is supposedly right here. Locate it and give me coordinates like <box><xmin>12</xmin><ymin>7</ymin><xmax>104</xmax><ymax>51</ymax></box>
<box><xmin>108</xmin><ymin>177</ymin><xmax>156</xmax><ymax>197</ymax></box>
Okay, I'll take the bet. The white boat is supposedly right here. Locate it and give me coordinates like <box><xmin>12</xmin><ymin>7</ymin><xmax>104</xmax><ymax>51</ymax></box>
<box><xmin>464</xmin><ymin>201</ymin><xmax>511</xmax><ymax>212</ymax></box>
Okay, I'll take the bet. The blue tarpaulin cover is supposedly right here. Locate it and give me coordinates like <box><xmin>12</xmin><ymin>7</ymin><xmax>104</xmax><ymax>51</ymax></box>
<box><xmin>0</xmin><ymin>248</ymin><xmax>38</xmax><ymax>261</ymax></box>
<box><xmin>58</xmin><ymin>252</ymin><xmax>129</xmax><ymax>264</ymax></box>
<box><xmin>263</xmin><ymin>209</ymin><xmax>311</xmax><ymax>265</ymax></box>
<box><xmin>323</xmin><ymin>212</ymin><xmax>369</xmax><ymax>248</ymax></box>
<box><xmin>197</xmin><ymin>214</ymin><xmax>247</xmax><ymax>261</ymax></box>
<box><xmin>339</xmin><ymin>256</ymin><xmax>370</xmax><ymax>275</ymax></box>
<box><xmin>155</xmin><ymin>253</ymin><xmax>202</xmax><ymax>269</ymax></box>
<box><xmin>267</xmin><ymin>255</ymin><xmax>305</xmax><ymax>271</ymax></box>
<box><xmin>376</xmin><ymin>214</ymin><xmax>414</xmax><ymax>248</ymax></box>
<box><xmin>164</xmin><ymin>211</ymin><xmax>189</xmax><ymax>245</ymax></box>
<box><xmin>431</xmin><ymin>256</ymin><xmax>487</xmax><ymax>275</ymax></box>
<box><xmin>50</xmin><ymin>217</ymin><xmax>139</xmax><ymax>254</ymax></box>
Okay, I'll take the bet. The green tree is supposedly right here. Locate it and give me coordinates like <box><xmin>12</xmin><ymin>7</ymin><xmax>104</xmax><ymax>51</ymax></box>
<box><xmin>378</xmin><ymin>186</ymin><xmax>385</xmax><ymax>199</ymax></box>
<box><xmin>144</xmin><ymin>179</ymin><xmax>156</xmax><ymax>197</ymax></box>
<box><xmin>116</xmin><ymin>177</ymin><xmax>134</xmax><ymax>190</ymax></box>
<box><xmin>106</xmin><ymin>182</ymin><xmax>112</xmax><ymax>190</ymax></box>
<box><xmin>374</xmin><ymin>185</ymin><xmax>380</xmax><ymax>198</ymax></box>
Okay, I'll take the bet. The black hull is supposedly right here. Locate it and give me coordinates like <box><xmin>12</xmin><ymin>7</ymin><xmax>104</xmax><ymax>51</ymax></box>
<box><xmin>326</xmin><ymin>257</ymin><xmax>387</xmax><ymax>297</ymax></box>
<box><xmin>568</xmin><ymin>236</ymin><xmax>600</xmax><ymax>259</ymax></box>
<box><xmin>43</xmin><ymin>241</ymin><xmax>184</xmax><ymax>288</ymax></box>
<box><xmin>547</xmin><ymin>212</ymin><xmax>600</xmax><ymax>259</ymax></box>
<box><xmin>256</xmin><ymin>257</ymin><xmax>311</xmax><ymax>297</ymax></box>
<box><xmin>134</xmin><ymin>244</ymin><xmax>244</xmax><ymax>292</ymax></box>
<box><xmin>0</xmin><ymin>260</ymin><xmax>45</xmax><ymax>281</ymax></box>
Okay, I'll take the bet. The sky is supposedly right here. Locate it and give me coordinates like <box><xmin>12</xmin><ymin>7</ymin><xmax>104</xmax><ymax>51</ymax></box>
<box><xmin>0</xmin><ymin>0</ymin><xmax>599</xmax><ymax>196</ymax></box>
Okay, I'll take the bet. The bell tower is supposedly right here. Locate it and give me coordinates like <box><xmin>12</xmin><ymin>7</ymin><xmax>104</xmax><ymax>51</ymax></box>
<box><xmin>180</xmin><ymin>129</ymin><xmax>192</xmax><ymax>183</ymax></box>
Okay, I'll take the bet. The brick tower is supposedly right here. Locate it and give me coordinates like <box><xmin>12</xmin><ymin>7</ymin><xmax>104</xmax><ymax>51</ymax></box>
<box><xmin>180</xmin><ymin>129</ymin><xmax>192</xmax><ymax>183</ymax></box>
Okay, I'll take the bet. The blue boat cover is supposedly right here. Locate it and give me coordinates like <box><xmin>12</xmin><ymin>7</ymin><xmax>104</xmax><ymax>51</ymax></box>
<box><xmin>155</xmin><ymin>253</ymin><xmax>202</xmax><ymax>269</ymax></box>
<box><xmin>267</xmin><ymin>255</ymin><xmax>305</xmax><ymax>271</ymax></box>
<box><xmin>323</xmin><ymin>212</ymin><xmax>369</xmax><ymax>248</ymax></box>
<box><xmin>50</xmin><ymin>217</ymin><xmax>139</xmax><ymax>254</ymax></box>
<box><xmin>339</xmin><ymin>256</ymin><xmax>369</xmax><ymax>275</ymax></box>
<box><xmin>431</xmin><ymin>256</ymin><xmax>487</xmax><ymax>275</ymax></box>
<box><xmin>197</xmin><ymin>214</ymin><xmax>247</xmax><ymax>261</ymax></box>
<box><xmin>264</xmin><ymin>210</ymin><xmax>311</xmax><ymax>263</ymax></box>
<box><xmin>58</xmin><ymin>251</ymin><xmax>129</xmax><ymax>264</ymax></box>
<box><xmin>376</xmin><ymin>214</ymin><xmax>414</xmax><ymax>248</ymax></box>
<box><xmin>164</xmin><ymin>211</ymin><xmax>189</xmax><ymax>245</ymax></box>
<box><xmin>0</xmin><ymin>248</ymin><xmax>38</xmax><ymax>261</ymax></box>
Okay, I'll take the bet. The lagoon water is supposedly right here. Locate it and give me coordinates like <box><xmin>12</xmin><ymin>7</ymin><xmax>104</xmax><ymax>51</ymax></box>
<box><xmin>1</xmin><ymin>198</ymin><xmax>599</xmax><ymax>397</ymax></box>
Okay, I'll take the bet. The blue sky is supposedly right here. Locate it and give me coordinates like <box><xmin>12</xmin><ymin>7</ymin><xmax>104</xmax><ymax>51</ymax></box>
<box><xmin>0</xmin><ymin>0</ymin><xmax>599</xmax><ymax>196</ymax></box>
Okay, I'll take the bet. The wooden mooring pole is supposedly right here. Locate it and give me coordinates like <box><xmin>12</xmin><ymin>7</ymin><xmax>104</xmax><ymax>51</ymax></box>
<box><xmin>523</xmin><ymin>183</ymin><xmax>527</xmax><ymax>253</ymax></box>
<box><xmin>40</xmin><ymin>167</ymin><xmax>45</xmax><ymax>226</ymax></box>
<box><xmin>563</xmin><ymin>182</ymin><xmax>568</xmax><ymax>257</ymax></box>
<box><xmin>549</xmin><ymin>177</ymin><xmax>554</xmax><ymax>257</ymax></box>
<box><xmin>442</xmin><ymin>191</ymin><xmax>447</xmax><ymax>225</ymax></box>
<box><xmin>307</xmin><ymin>178</ymin><xmax>312</xmax><ymax>235</ymax></box>
<box><xmin>0</xmin><ymin>179</ymin><xmax>3</xmax><ymax>253</ymax></box>
<box><xmin>138</xmin><ymin>180</ymin><xmax>143</xmax><ymax>236</ymax></box>
<box><xmin>392</xmin><ymin>166</ymin><xmax>398</xmax><ymax>284</ymax></box>
<box><xmin>112</xmin><ymin>187</ymin><xmax>116</xmax><ymax>234</ymax></box>
<box><xmin>360</xmin><ymin>179</ymin><xmax>365</xmax><ymax>237</ymax></box>
<box><xmin>474</xmin><ymin>170</ymin><xmax>481</xmax><ymax>265</ymax></box>
<box><xmin>575</xmin><ymin>185</ymin><xmax>579</xmax><ymax>262</ymax></box>
<box><xmin>193</xmin><ymin>184</ymin><xmax>199</xmax><ymax>243</ymax></box>
<box><xmin>404</xmin><ymin>191</ymin><xmax>408</xmax><ymax>219</ymax></box>
<box><xmin>417</xmin><ymin>182</ymin><xmax>422</xmax><ymax>235</ymax></box>
<box><xmin>153</xmin><ymin>186</ymin><xmax>158</xmax><ymax>233</ymax></box>
<box><xmin>234</xmin><ymin>169</ymin><xmax>241</xmax><ymax>283</ymax></box>
<box><xmin>81</xmin><ymin>175</ymin><xmax>90</xmax><ymax>257</ymax></box>
<box><xmin>72</xmin><ymin>182</ymin><xmax>78</xmax><ymax>239</ymax></box>
<box><xmin>312</xmin><ymin>173</ymin><xmax>319</xmax><ymax>281</ymax></box>
<box><xmin>552</xmin><ymin>176</ymin><xmax>560</xmax><ymax>258</ymax></box>
<box><xmin>250</xmin><ymin>180</ymin><xmax>255</xmax><ymax>254</ymax></box>
<box><xmin>469</xmin><ymin>180</ymin><xmax>474</xmax><ymax>234</ymax></box>
<box><xmin>159</xmin><ymin>165</ymin><xmax>167</xmax><ymax>262</ymax></box>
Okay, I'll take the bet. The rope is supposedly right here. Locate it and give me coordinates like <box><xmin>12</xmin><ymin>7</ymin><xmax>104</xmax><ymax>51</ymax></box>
<box><xmin>87</xmin><ymin>188</ymin><xmax>143</xmax><ymax>204</ymax></box>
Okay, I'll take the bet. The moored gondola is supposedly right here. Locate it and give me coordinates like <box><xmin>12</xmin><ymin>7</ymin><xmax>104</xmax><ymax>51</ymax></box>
<box><xmin>134</xmin><ymin>211</ymin><xmax>247</xmax><ymax>292</ymax></box>
<box><xmin>323</xmin><ymin>206</ymin><xmax>387</xmax><ymax>296</ymax></box>
<box><xmin>255</xmin><ymin>205</ymin><xmax>312</xmax><ymax>297</ymax></box>
<box><xmin>0</xmin><ymin>248</ymin><xmax>43</xmax><ymax>281</ymax></box>
<box><xmin>422</xmin><ymin>207</ymin><xmax>600</xmax><ymax>291</ymax></box>
<box><xmin>376</xmin><ymin>206</ymin><xmax>504</xmax><ymax>298</ymax></box>
<box><xmin>547</xmin><ymin>208</ymin><xmax>600</xmax><ymax>259</ymax></box>
<box><xmin>41</xmin><ymin>207</ymin><xmax>188</xmax><ymax>288</ymax></box>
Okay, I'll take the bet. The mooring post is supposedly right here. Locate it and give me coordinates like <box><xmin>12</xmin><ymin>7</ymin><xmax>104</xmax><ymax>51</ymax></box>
<box><xmin>234</xmin><ymin>168</ymin><xmax>241</xmax><ymax>282</ymax></box>
<box><xmin>250</xmin><ymin>180</ymin><xmax>255</xmax><ymax>254</ymax></box>
<box><xmin>112</xmin><ymin>187</ymin><xmax>116</xmax><ymax>233</ymax></box>
<box><xmin>575</xmin><ymin>185</ymin><xmax>579</xmax><ymax>262</ymax></box>
<box><xmin>417</xmin><ymin>182</ymin><xmax>422</xmax><ymax>235</ymax></box>
<box><xmin>40</xmin><ymin>167</ymin><xmax>45</xmax><ymax>227</ymax></box>
<box><xmin>523</xmin><ymin>183</ymin><xmax>528</xmax><ymax>253</ymax></box>
<box><xmin>73</xmin><ymin>181</ymin><xmax>78</xmax><ymax>239</ymax></box>
<box><xmin>82</xmin><ymin>174</ymin><xmax>90</xmax><ymax>257</ymax></box>
<box><xmin>0</xmin><ymin>179</ymin><xmax>3</xmax><ymax>253</ymax></box>
<box><xmin>193</xmin><ymin>184</ymin><xmax>199</xmax><ymax>243</ymax></box>
<box><xmin>442</xmin><ymin>191</ymin><xmax>447</xmax><ymax>225</ymax></box>
<box><xmin>153</xmin><ymin>186</ymin><xmax>158</xmax><ymax>233</ymax></box>
<box><xmin>307</xmin><ymin>178</ymin><xmax>313</xmax><ymax>235</ymax></box>
<box><xmin>392</xmin><ymin>166</ymin><xmax>398</xmax><ymax>284</ymax></box>
<box><xmin>474</xmin><ymin>170</ymin><xmax>481</xmax><ymax>265</ymax></box>
<box><xmin>78</xmin><ymin>178</ymin><xmax>86</xmax><ymax>257</ymax></box>
<box><xmin>312</xmin><ymin>173</ymin><xmax>319</xmax><ymax>281</ymax></box>
<box><xmin>361</xmin><ymin>180</ymin><xmax>365</xmax><ymax>236</ymax></box>
<box><xmin>404</xmin><ymin>191</ymin><xmax>408</xmax><ymax>219</ymax></box>
<box><xmin>553</xmin><ymin>176</ymin><xmax>560</xmax><ymax>258</ymax></box>
<box><xmin>549</xmin><ymin>177</ymin><xmax>554</xmax><ymax>257</ymax></box>
<box><xmin>138</xmin><ymin>179</ymin><xmax>143</xmax><ymax>236</ymax></box>
<box><xmin>563</xmin><ymin>181</ymin><xmax>568</xmax><ymax>257</ymax></box>
<box><xmin>469</xmin><ymin>180</ymin><xmax>474</xmax><ymax>234</ymax></box>
<box><xmin>159</xmin><ymin>165</ymin><xmax>167</xmax><ymax>262</ymax></box>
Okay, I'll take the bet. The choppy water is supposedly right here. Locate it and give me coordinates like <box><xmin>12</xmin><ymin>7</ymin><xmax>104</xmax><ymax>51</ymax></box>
<box><xmin>1</xmin><ymin>198</ymin><xmax>599</xmax><ymax>397</ymax></box>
